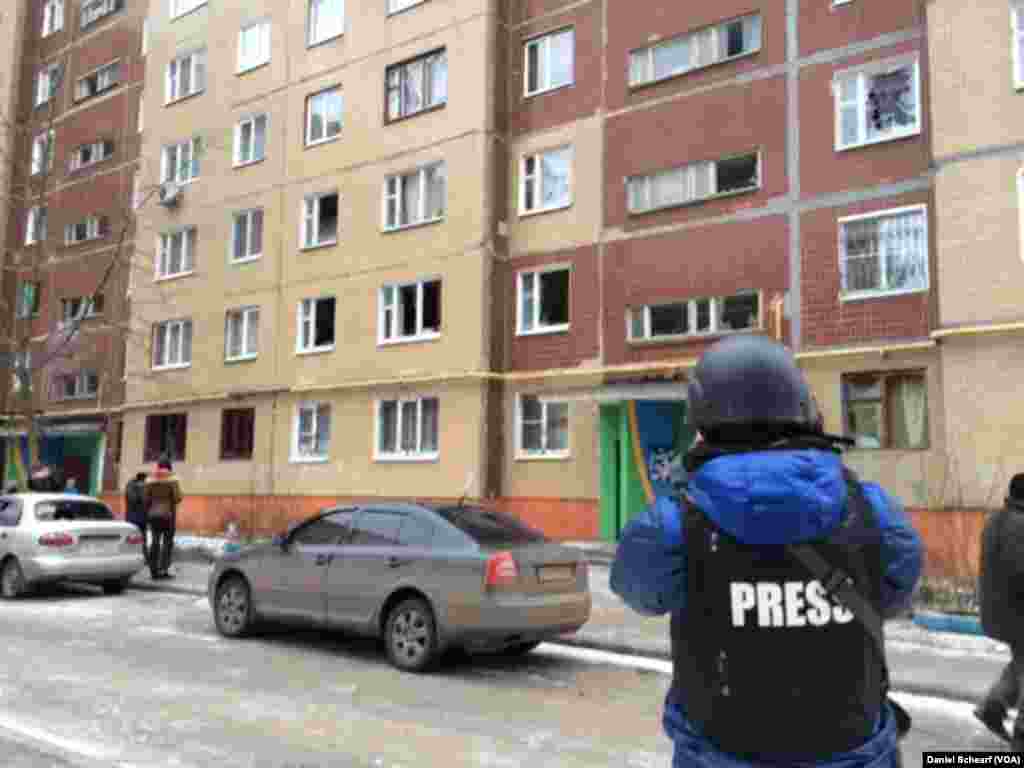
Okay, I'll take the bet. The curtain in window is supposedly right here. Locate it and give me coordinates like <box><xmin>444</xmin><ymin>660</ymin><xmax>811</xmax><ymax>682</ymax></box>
<box><xmin>881</xmin><ymin>211</ymin><xmax>926</xmax><ymax>292</ymax></box>
<box><xmin>888</xmin><ymin>375</ymin><xmax>927</xmax><ymax>450</ymax></box>
<box><xmin>540</xmin><ymin>150</ymin><xmax>569</xmax><ymax>207</ymax></box>
<box><xmin>425</xmin><ymin>164</ymin><xmax>445</xmax><ymax>220</ymax></box>
<box><xmin>401</xmin><ymin>173</ymin><xmax>420</xmax><ymax>226</ymax></box>
<box><xmin>420</xmin><ymin>399</ymin><xmax>438</xmax><ymax>453</ymax></box>
<box><xmin>380</xmin><ymin>401</ymin><xmax>397</xmax><ymax>453</ymax></box>
<box><xmin>402</xmin><ymin>60</ymin><xmax>424</xmax><ymax>114</ymax></box>
<box><xmin>315</xmin><ymin>404</ymin><xmax>330</xmax><ymax>455</ymax></box>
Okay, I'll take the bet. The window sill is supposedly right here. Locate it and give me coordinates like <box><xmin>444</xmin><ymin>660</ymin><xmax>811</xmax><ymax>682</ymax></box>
<box><xmin>523</xmin><ymin>82</ymin><xmax>573</xmax><ymax>100</ymax></box>
<box><xmin>236</xmin><ymin>61</ymin><xmax>270</xmax><ymax>76</ymax></box>
<box><xmin>163</xmin><ymin>177</ymin><xmax>198</xmax><ymax>188</ymax></box>
<box><xmin>516</xmin><ymin>325</ymin><xmax>570</xmax><ymax>338</ymax></box>
<box><xmin>386</xmin><ymin>0</ymin><xmax>427</xmax><ymax>16</ymax></box>
<box><xmin>835</xmin><ymin>128</ymin><xmax>921</xmax><ymax>153</ymax></box>
<box><xmin>75</xmin><ymin>83</ymin><xmax>121</xmax><ymax>105</ymax></box>
<box><xmin>54</xmin><ymin>395</ymin><xmax>98</xmax><ymax>402</ymax></box>
<box><xmin>154</xmin><ymin>271</ymin><xmax>196</xmax><ymax>283</ymax></box>
<box><xmin>307</xmin><ymin>32</ymin><xmax>344</xmax><ymax>50</ymax></box>
<box><xmin>296</xmin><ymin>346</ymin><xmax>335</xmax><ymax>356</ymax></box>
<box><xmin>515</xmin><ymin>451</ymin><xmax>571</xmax><ymax>462</ymax></box>
<box><xmin>233</xmin><ymin>156</ymin><xmax>266</xmax><ymax>170</ymax></box>
<box><xmin>628</xmin><ymin>327</ymin><xmax>760</xmax><ymax>347</ymax></box>
<box><xmin>164</xmin><ymin>90</ymin><xmax>205</xmax><ymax>108</ymax></box>
<box><xmin>519</xmin><ymin>201</ymin><xmax>572</xmax><ymax>219</ymax></box>
<box><xmin>290</xmin><ymin>455</ymin><xmax>329</xmax><ymax>464</ymax></box>
<box><xmin>152</xmin><ymin>363</ymin><xmax>192</xmax><ymax>372</ymax></box>
<box><xmin>230</xmin><ymin>254</ymin><xmax>262</xmax><ymax>265</ymax></box>
<box><xmin>225</xmin><ymin>354</ymin><xmax>258</xmax><ymax>364</ymax></box>
<box><xmin>378</xmin><ymin>333</ymin><xmax>441</xmax><ymax>347</ymax></box>
<box><xmin>385</xmin><ymin>102</ymin><xmax>446</xmax><ymax>126</ymax></box>
<box><xmin>170</xmin><ymin>2</ymin><xmax>208</xmax><ymax>21</ymax></box>
<box><xmin>839</xmin><ymin>287</ymin><xmax>928</xmax><ymax>303</ymax></box>
<box><xmin>81</xmin><ymin>12</ymin><xmax>122</xmax><ymax>31</ymax></box>
<box><xmin>375</xmin><ymin>453</ymin><xmax>439</xmax><ymax>463</ymax></box>
<box><xmin>382</xmin><ymin>216</ymin><xmax>444</xmax><ymax>234</ymax></box>
<box><xmin>68</xmin><ymin>159</ymin><xmax>113</xmax><ymax>175</ymax></box>
<box><xmin>628</xmin><ymin>48</ymin><xmax>761</xmax><ymax>92</ymax></box>
<box><xmin>299</xmin><ymin>240</ymin><xmax>338</xmax><ymax>252</ymax></box>
<box><xmin>627</xmin><ymin>185</ymin><xmax>760</xmax><ymax>217</ymax></box>
<box><xmin>304</xmin><ymin>134</ymin><xmax>341</xmax><ymax>150</ymax></box>
<box><xmin>219</xmin><ymin>455</ymin><xmax>254</xmax><ymax>462</ymax></box>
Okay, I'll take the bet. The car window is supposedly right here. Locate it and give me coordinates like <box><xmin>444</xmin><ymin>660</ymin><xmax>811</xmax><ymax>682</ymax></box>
<box><xmin>0</xmin><ymin>499</ymin><xmax>20</xmax><ymax>527</ymax></box>
<box><xmin>349</xmin><ymin>510</ymin><xmax>402</xmax><ymax>546</ymax></box>
<box><xmin>435</xmin><ymin>506</ymin><xmax>546</xmax><ymax>547</ymax></box>
<box><xmin>397</xmin><ymin>516</ymin><xmax>434</xmax><ymax>548</ymax></box>
<box><xmin>34</xmin><ymin>500</ymin><xmax>113</xmax><ymax>522</ymax></box>
<box><xmin>292</xmin><ymin>511</ymin><xmax>353</xmax><ymax>546</ymax></box>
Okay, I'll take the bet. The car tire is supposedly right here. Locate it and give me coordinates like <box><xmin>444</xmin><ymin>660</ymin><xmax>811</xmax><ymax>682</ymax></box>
<box><xmin>102</xmin><ymin>579</ymin><xmax>128</xmax><ymax>596</ymax></box>
<box><xmin>385</xmin><ymin>597</ymin><xmax>439</xmax><ymax>673</ymax></box>
<box><xmin>1</xmin><ymin>558</ymin><xmax>26</xmax><ymax>600</ymax></box>
<box><xmin>502</xmin><ymin>641</ymin><xmax>542</xmax><ymax>656</ymax></box>
<box><xmin>214</xmin><ymin>574</ymin><xmax>254</xmax><ymax>638</ymax></box>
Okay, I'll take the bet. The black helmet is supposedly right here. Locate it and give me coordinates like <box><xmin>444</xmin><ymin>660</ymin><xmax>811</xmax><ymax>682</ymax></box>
<box><xmin>687</xmin><ymin>335</ymin><xmax>819</xmax><ymax>444</ymax></box>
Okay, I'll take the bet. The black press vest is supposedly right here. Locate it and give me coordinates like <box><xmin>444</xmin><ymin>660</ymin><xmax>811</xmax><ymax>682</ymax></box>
<box><xmin>669</xmin><ymin>479</ymin><xmax>885</xmax><ymax>758</ymax></box>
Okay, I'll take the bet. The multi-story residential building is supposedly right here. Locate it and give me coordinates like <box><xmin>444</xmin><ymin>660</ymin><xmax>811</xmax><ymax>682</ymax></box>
<box><xmin>0</xmin><ymin>0</ymin><xmax>145</xmax><ymax>493</ymax></box>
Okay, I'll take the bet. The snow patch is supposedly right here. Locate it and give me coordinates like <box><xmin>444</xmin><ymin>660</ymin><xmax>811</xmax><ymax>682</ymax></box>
<box><xmin>0</xmin><ymin>709</ymin><xmax>119</xmax><ymax>761</ymax></box>
<box><xmin>537</xmin><ymin>643</ymin><xmax>672</xmax><ymax>675</ymax></box>
<box><xmin>888</xmin><ymin>691</ymin><xmax>978</xmax><ymax>721</ymax></box>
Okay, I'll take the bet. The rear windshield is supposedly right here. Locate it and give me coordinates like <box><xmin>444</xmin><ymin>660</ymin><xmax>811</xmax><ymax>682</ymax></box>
<box><xmin>34</xmin><ymin>500</ymin><xmax>114</xmax><ymax>522</ymax></box>
<box><xmin>435</xmin><ymin>506</ymin><xmax>546</xmax><ymax>546</ymax></box>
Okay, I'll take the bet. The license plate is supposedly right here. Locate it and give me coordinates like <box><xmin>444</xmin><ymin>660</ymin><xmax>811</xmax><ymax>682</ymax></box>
<box><xmin>80</xmin><ymin>541</ymin><xmax>114</xmax><ymax>556</ymax></box>
<box><xmin>538</xmin><ymin>565</ymin><xmax>575</xmax><ymax>583</ymax></box>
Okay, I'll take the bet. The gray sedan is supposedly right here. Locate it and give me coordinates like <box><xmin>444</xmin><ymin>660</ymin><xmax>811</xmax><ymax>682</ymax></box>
<box><xmin>0</xmin><ymin>493</ymin><xmax>146</xmax><ymax>598</ymax></box>
<box><xmin>208</xmin><ymin>503</ymin><xmax>592</xmax><ymax>672</ymax></box>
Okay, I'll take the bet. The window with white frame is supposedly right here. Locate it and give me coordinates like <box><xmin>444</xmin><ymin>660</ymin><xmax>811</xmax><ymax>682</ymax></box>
<box><xmin>53</xmin><ymin>371</ymin><xmax>99</xmax><ymax>400</ymax></box>
<box><xmin>628</xmin><ymin>291</ymin><xmax>761</xmax><ymax>341</ymax></box>
<box><xmin>517</xmin><ymin>394</ymin><xmax>569</xmax><ymax>457</ymax></box>
<box><xmin>308</xmin><ymin>0</ymin><xmax>344</xmax><ymax>45</ymax></box>
<box><xmin>64</xmin><ymin>215</ymin><xmax>109</xmax><ymax>245</ymax></box>
<box><xmin>152</xmin><ymin>319</ymin><xmax>193</xmax><ymax>369</ymax></box>
<box><xmin>170</xmin><ymin>0</ymin><xmax>207</xmax><ymax>20</ymax></box>
<box><xmin>166</xmin><ymin>50</ymin><xmax>205</xmax><ymax>103</ymax></box>
<box><xmin>234</xmin><ymin>114</ymin><xmax>267</xmax><ymax>166</ymax></box>
<box><xmin>301</xmin><ymin>192</ymin><xmax>339</xmax><ymax>248</ymax></box>
<box><xmin>305</xmin><ymin>86</ymin><xmax>343</xmax><ymax>145</ymax></box>
<box><xmin>81</xmin><ymin>0</ymin><xmax>123</xmax><ymax>29</ymax></box>
<box><xmin>225</xmin><ymin>306</ymin><xmax>259</xmax><ymax>361</ymax></box>
<box><xmin>25</xmin><ymin>206</ymin><xmax>47</xmax><ymax>246</ymax></box>
<box><xmin>12</xmin><ymin>350</ymin><xmax>31</xmax><ymax>393</ymax></box>
<box><xmin>157</xmin><ymin>228</ymin><xmax>197</xmax><ymax>278</ymax></box>
<box><xmin>627</xmin><ymin>151</ymin><xmax>760</xmax><ymax>214</ymax></box>
<box><xmin>387</xmin><ymin>0</ymin><xmax>424</xmax><ymax>14</ymax></box>
<box><xmin>1014</xmin><ymin>4</ymin><xmax>1024</xmax><ymax>89</ymax></box>
<box><xmin>839</xmin><ymin>205</ymin><xmax>928</xmax><ymax>298</ymax></box>
<box><xmin>517</xmin><ymin>266</ymin><xmax>569</xmax><ymax>334</ymax></box>
<box><xmin>379</xmin><ymin>279</ymin><xmax>441</xmax><ymax>343</ymax></box>
<box><xmin>377</xmin><ymin>397</ymin><xmax>439</xmax><ymax>459</ymax></box>
<box><xmin>238</xmin><ymin>20</ymin><xmax>270</xmax><ymax>73</ymax></box>
<box><xmin>524</xmin><ymin>28</ymin><xmax>574</xmax><ymax>97</ymax></box>
<box><xmin>75</xmin><ymin>60</ymin><xmax>120</xmax><ymax>102</ymax></box>
<box><xmin>834</xmin><ymin>56</ymin><xmax>920</xmax><ymax>151</ymax></box>
<box><xmin>293</xmin><ymin>402</ymin><xmax>331</xmax><ymax>460</ymax></box>
<box><xmin>161</xmin><ymin>137</ymin><xmax>202</xmax><ymax>184</ymax></box>
<box><xmin>386</xmin><ymin>49</ymin><xmax>447</xmax><ymax>121</ymax></box>
<box><xmin>42</xmin><ymin>0</ymin><xmax>64</xmax><ymax>37</ymax></box>
<box><xmin>296</xmin><ymin>297</ymin><xmax>336</xmax><ymax>353</ymax></box>
<box><xmin>383</xmin><ymin>162</ymin><xmax>446</xmax><ymax>230</ymax></box>
<box><xmin>70</xmin><ymin>139</ymin><xmax>114</xmax><ymax>172</ymax></box>
<box><xmin>232</xmin><ymin>208</ymin><xmax>263</xmax><ymax>262</ymax></box>
<box><xmin>60</xmin><ymin>295</ymin><xmax>103</xmax><ymax>324</ymax></box>
<box><xmin>520</xmin><ymin>147</ymin><xmax>572</xmax><ymax>214</ymax></box>
<box><xmin>31</xmin><ymin>130</ymin><xmax>55</xmax><ymax>175</ymax></box>
<box><xmin>628</xmin><ymin>14</ymin><xmax>762</xmax><ymax>88</ymax></box>
<box><xmin>35</xmin><ymin>63</ymin><xmax>62</xmax><ymax>107</ymax></box>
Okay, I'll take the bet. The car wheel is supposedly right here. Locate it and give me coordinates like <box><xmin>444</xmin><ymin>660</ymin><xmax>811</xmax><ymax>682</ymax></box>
<box><xmin>385</xmin><ymin>597</ymin><xmax>438</xmax><ymax>673</ymax></box>
<box><xmin>102</xmin><ymin>579</ymin><xmax>128</xmax><ymax>596</ymax></box>
<box><xmin>502</xmin><ymin>641</ymin><xmax>542</xmax><ymax>656</ymax></box>
<box><xmin>1</xmin><ymin>558</ymin><xmax>25</xmax><ymax>600</ymax></box>
<box><xmin>214</xmin><ymin>574</ymin><xmax>254</xmax><ymax>638</ymax></box>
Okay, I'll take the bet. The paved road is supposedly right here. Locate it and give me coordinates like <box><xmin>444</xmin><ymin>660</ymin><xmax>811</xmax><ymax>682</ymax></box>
<box><xmin>0</xmin><ymin>584</ymin><xmax>1011</xmax><ymax>767</ymax></box>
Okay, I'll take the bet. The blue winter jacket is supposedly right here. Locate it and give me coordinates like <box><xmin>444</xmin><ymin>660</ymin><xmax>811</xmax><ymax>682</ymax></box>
<box><xmin>610</xmin><ymin>449</ymin><xmax>923</xmax><ymax>768</ymax></box>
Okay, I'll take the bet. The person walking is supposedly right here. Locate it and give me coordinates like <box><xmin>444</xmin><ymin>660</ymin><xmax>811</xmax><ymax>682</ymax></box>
<box><xmin>975</xmin><ymin>474</ymin><xmax>1024</xmax><ymax>746</ymax></box>
<box><xmin>610</xmin><ymin>335</ymin><xmax>922</xmax><ymax>767</ymax></box>
<box><xmin>143</xmin><ymin>455</ymin><xmax>183</xmax><ymax>580</ymax></box>
<box><xmin>124</xmin><ymin>472</ymin><xmax>149</xmax><ymax>566</ymax></box>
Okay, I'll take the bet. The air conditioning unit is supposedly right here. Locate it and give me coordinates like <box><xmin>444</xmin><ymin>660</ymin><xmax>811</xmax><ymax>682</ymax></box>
<box><xmin>158</xmin><ymin>182</ymin><xmax>181</xmax><ymax>207</ymax></box>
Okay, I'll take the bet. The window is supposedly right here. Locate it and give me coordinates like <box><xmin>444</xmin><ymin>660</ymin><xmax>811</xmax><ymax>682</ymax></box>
<box><xmin>305</xmin><ymin>87</ymin><xmax>343</xmax><ymax>145</ymax></box>
<box><xmin>517</xmin><ymin>394</ymin><xmax>569</xmax><ymax>457</ymax></box>
<box><xmin>377</xmin><ymin>397</ymin><xmax>439</xmax><ymax>460</ymax></box>
<box><xmin>31</xmin><ymin>130</ymin><xmax>55</xmax><ymax>175</ymax></box>
<box><xmin>25</xmin><ymin>206</ymin><xmax>47</xmax><ymax>246</ymax></box>
<box><xmin>628</xmin><ymin>291</ymin><xmax>760</xmax><ymax>341</ymax></box>
<box><xmin>225</xmin><ymin>306</ymin><xmax>259</xmax><ymax>361</ymax></box>
<box><xmin>166</xmin><ymin>50</ymin><xmax>205</xmax><ymax>103</ymax></box>
<box><xmin>35</xmin><ymin>500</ymin><xmax>113</xmax><ymax>521</ymax></box>
<box><xmin>60</xmin><ymin>295</ymin><xmax>103</xmax><ymax>324</ymax></box>
<box><xmin>308</xmin><ymin>0</ymin><xmax>344</xmax><ymax>45</ymax></box>
<box><xmin>397</xmin><ymin>516</ymin><xmax>434</xmax><ymax>547</ymax></box>
<box><xmin>16</xmin><ymin>282</ymin><xmax>40</xmax><ymax>319</ymax></box>
<box><xmin>69</xmin><ymin>139</ymin><xmax>114</xmax><ymax>171</ymax></box>
<box><xmin>53</xmin><ymin>371</ymin><xmax>99</xmax><ymax>400</ymax></box>
<box><xmin>0</xmin><ymin>500</ymin><xmax>21</xmax><ymax>527</ymax></box>
<box><xmin>234</xmin><ymin>114</ymin><xmax>267</xmax><ymax>166</ymax></box>
<box><xmin>436</xmin><ymin>506</ymin><xmax>546</xmax><ymax>546</ymax></box>
<box><xmin>170</xmin><ymin>0</ymin><xmax>206</xmax><ymax>20</ymax></box>
<box><xmin>386</xmin><ymin>49</ymin><xmax>447</xmax><ymax>121</ymax></box>
<box><xmin>75</xmin><ymin>60</ymin><xmax>120</xmax><ymax>102</ymax></box>
<box><xmin>152</xmin><ymin>319</ymin><xmax>193</xmax><ymax>369</ymax></box>
<box><xmin>839</xmin><ymin>205</ymin><xmax>928</xmax><ymax>298</ymax></box>
<box><xmin>627</xmin><ymin>151</ymin><xmax>759</xmax><ymax>214</ymax></box>
<box><xmin>238</xmin><ymin>20</ymin><xmax>270</xmax><ymax>73</ymax></box>
<box><xmin>220</xmin><ymin>408</ymin><xmax>255</xmax><ymax>460</ymax></box>
<box><xmin>382</xmin><ymin>162</ymin><xmax>446</xmax><ymax>230</ymax></box>
<box><xmin>293</xmin><ymin>402</ymin><xmax>331</xmax><ymax>460</ymax></box>
<box><xmin>524</xmin><ymin>28</ymin><xmax>574</xmax><ymax>97</ymax></box>
<box><xmin>12</xmin><ymin>350</ymin><xmax>31</xmax><ymax>393</ymax></box>
<box><xmin>629</xmin><ymin>14</ymin><xmax>762</xmax><ymax>87</ymax></box>
<box><xmin>293</xmin><ymin>511</ymin><xmax>353</xmax><ymax>545</ymax></box>
<box><xmin>834</xmin><ymin>56</ymin><xmax>920</xmax><ymax>151</ymax></box>
<box><xmin>379</xmin><ymin>279</ymin><xmax>441</xmax><ymax>343</ymax></box>
<box><xmin>64</xmin><ymin>216</ymin><xmax>109</xmax><ymax>245</ymax></box>
<box><xmin>1015</xmin><ymin>5</ymin><xmax>1024</xmax><ymax>89</ymax></box>
<box><xmin>843</xmin><ymin>371</ymin><xmax>928</xmax><ymax>450</ymax></box>
<box><xmin>296</xmin><ymin>297</ymin><xmax>336</xmax><ymax>353</ymax></box>
<box><xmin>517</xmin><ymin>266</ymin><xmax>569</xmax><ymax>334</ymax></box>
<box><xmin>232</xmin><ymin>209</ymin><xmax>263</xmax><ymax>262</ymax></box>
<box><xmin>388</xmin><ymin>0</ymin><xmax>424</xmax><ymax>14</ymax></box>
<box><xmin>143</xmin><ymin>413</ymin><xmax>187</xmax><ymax>462</ymax></box>
<box><xmin>520</xmin><ymin>147</ymin><xmax>572</xmax><ymax>215</ymax></box>
<box><xmin>349</xmin><ymin>511</ymin><xmax>403</xmax><ymax>546</ymax></box>
<box><xmin>157</xmin><ymin>228</ymin><xmax>197</xmax><ymax>278</ymax></box>
<box><xmin>42</xmin><ymin>0</ymin><xmax>64</xmax><ymax>36</ymax></box>
<box><xmin>81</xmin><ymin>0</ymin><xmax>123</xmax><ymax>29</ymax></box>
<box><xmin>301</xmin><ymin>192</ymin><xmax>339</xmax><ymax>248</ymax></box>
<box><xmin>161</xmin><ymin>137</ymin><xmax>202</xmax><ymax>184</ymax></box>
<box><xmin>35</xmin><ymin>63</ymin><xmax>62</xmax><ymax>107</ymax></box>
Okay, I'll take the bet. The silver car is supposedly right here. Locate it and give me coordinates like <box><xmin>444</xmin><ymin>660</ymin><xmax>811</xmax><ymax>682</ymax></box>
<box><xmin>0</xmin><ymin>494</ymin><xmax>146</xmax><ymax>598</ymax></box>
<box><xmin>208</xmin><ymin>503</ymin><xmax>592</xmax><ymax>672</ymax></box>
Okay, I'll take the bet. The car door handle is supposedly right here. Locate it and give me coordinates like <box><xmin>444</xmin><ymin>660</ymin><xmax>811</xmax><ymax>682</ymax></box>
<box><xmin>315</xmin><ymin>554</ymin><xmax>332</xmax><ymax>566</ymax></box>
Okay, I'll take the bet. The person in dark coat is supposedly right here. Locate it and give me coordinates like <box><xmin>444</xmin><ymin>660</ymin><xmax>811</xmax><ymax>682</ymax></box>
<box><xmin>125</xmin><ymin>472</ymin><xmax>148</xmax><ymax>564</ymax></box>
<box><xmin>143</xmin><ymin>455</ymin><xmax>183</xmax><ymax>579</ymax></box>
<box><xmin>975</xmin><ymin>473</ymin><xmax>1024</xmax><ymax>746</ymax></box>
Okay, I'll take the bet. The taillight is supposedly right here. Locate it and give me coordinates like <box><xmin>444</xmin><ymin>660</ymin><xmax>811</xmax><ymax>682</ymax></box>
<box><xmin>38</xmin><ymin>532</ymin><xmax>74</xmax><ymax>547</ymax></box>
<box><xmin>126</xmin><ymin>534</ymin><xmax>144</xmax><ymax>546</ymax></box>
<box><xmin>485</xmin><ymin>551</ymin><xmax>519</xmax><ymax>587</ymax></box>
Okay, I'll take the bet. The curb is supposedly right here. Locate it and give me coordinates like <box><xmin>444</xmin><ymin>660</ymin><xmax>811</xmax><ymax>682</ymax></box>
<box><xmin>128</xmin><ymin>579</ymin><xmax>206</xmax><ymax>598</ymax></box>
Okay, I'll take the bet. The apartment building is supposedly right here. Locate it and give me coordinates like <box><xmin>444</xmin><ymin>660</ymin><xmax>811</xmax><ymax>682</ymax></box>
<box><xmin>0</xmin><ymin>0</ymin><xmax>145</xmax><ymax>494</ymax></box>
